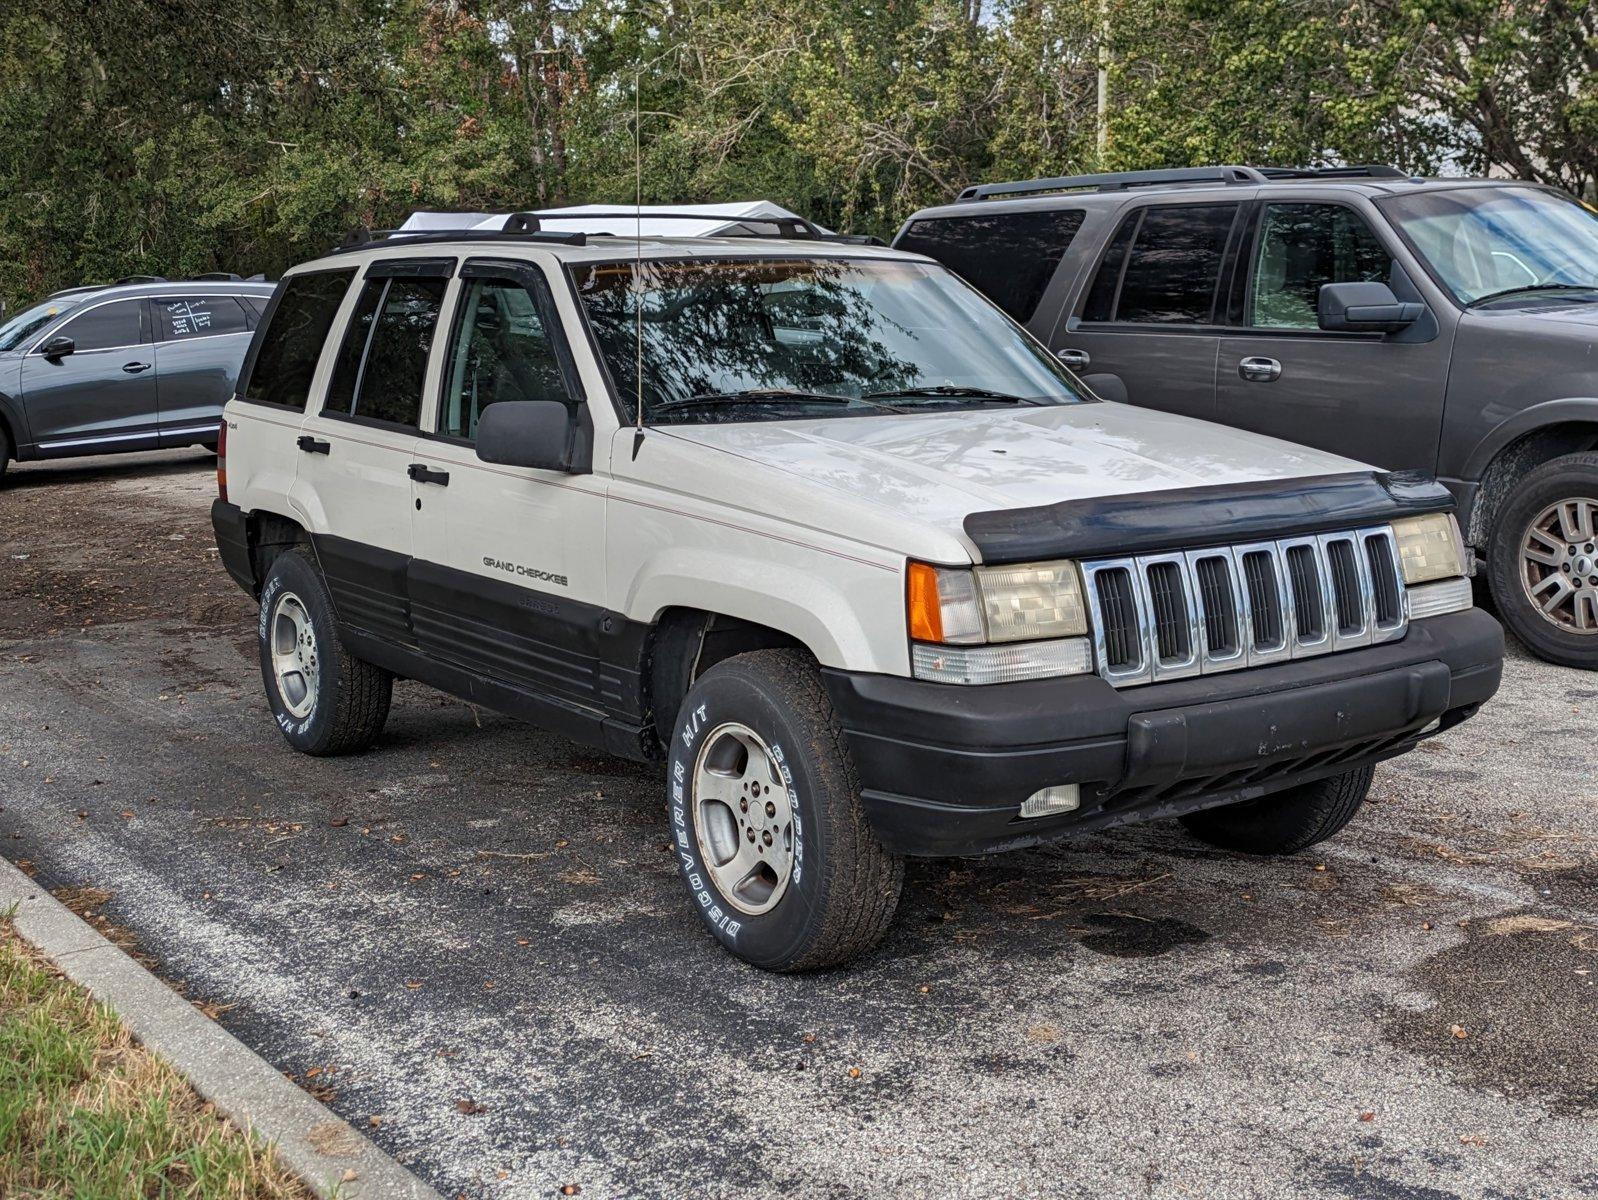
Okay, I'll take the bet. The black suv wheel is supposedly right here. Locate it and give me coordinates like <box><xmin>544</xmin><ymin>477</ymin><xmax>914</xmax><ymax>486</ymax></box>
<box><xmin>1488</xmin><ymin>452</ymin><xmax>1598</xmax><ymax>669</ymax></box>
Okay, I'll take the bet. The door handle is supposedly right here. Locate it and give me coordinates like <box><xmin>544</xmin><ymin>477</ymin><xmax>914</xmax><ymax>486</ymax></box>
<box><xmin>408</xmin><ymin>463</ymin><xmax>450</xmax><ymax>486</ymax></box>
<box><xmin>1238</xmin><ymin>356</ymin><xmax>1282</xmax><ymax>382</ymax></box>
<box><xmin>122</xmin><ymin>361</ymin><xmax>151</xmax><ymax>374</ymax></box>
<box><xmin>296</xmin><ymin>435</ymin><xmax>331</xmax><ymax>455</ymax></box>
<box><xmin>1056</xmin><ymin>348</ymin><xmax>1091</xmax><ymax>371</ymax></box>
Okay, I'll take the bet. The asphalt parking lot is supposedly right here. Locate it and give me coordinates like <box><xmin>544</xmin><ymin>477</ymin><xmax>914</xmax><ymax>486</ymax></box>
<box><xmin>1</xmin><ymin>449</ymin><xmax>1595</xmax><ymax>1200</ymax></box>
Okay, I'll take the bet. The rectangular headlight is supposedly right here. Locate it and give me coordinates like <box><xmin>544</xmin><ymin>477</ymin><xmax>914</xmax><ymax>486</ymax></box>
<box><xmin>1392</xmin><ymin>513</ymin><xmax>1465</xmax><ymax>584</ymax></box>
<box><xmin>907</xmin><ymin>559</ymin><xmax>1087</xmax><ymax>646</ymax></box>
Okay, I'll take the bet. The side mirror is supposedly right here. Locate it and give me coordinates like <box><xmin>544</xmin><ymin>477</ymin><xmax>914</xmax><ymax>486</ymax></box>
<box><xmin>39</xmin><ymin>335</ymin><xmax>74</xmax><ymax>360</ymax></box>
<box><xmin>1318</xmin><ymin>282</ymin><xmax>1424</xmax><ymax>334</ymax></box>
<box><xmin>1079</xmin><ymin>372</ymin><xmax>1128</xmax><ymax>405</ymax></box>
<box><xmin>475</xmin><ymin>400</ymin><xmax>576</xmax><ymax>472</ymax></box>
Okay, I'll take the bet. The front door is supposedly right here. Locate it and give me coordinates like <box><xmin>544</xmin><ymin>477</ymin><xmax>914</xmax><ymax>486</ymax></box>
<box><xmin>1213</xmin><ymin>201</ymin><xmax>1453</xmax><ymax>471</ymax></box>
<box><xmin>293</xmin><ymin>260</ymin><xmax>451</xmax><ymax>646</ymax></box>
<box><xmin>20</xmin><ymin>298</ymin><xmax>159</xmax><ymax>455</ymax></box>
<box><xmin>1053</xmin><ymin>201</ymin><xmax>1243</xmax><ymax>422</ymax></box>
<box><xmin>150</xmin><ymin>293</ymin><xmax>256</xmax><ymax>447</ymax></box>
<box><xmin>407</xmin><ymin>257</ymin><xmax>610</xmax><ymax>714</ymax></box>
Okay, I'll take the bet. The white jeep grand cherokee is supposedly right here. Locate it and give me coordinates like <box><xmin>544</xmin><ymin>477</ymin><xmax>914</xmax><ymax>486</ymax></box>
<box><xmin>212</xmin><ymin>213</ymin><xmax>1503</xmax><ymax>970</ymax></box>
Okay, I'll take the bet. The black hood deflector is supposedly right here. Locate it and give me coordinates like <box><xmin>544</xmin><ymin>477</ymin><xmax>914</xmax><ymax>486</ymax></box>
<box><xmin>963</xmin><ymin>471</ymin><xmax>1454</xmax><ymax>564</ymax></box>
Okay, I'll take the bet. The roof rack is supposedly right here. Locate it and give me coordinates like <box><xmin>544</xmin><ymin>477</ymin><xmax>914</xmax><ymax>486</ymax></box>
<box><xmin>114</xmin><ymin>274</ymin><xmax>168</xmax><ymax>285</ymax></box>
<box><xmin>330</xmin><ymin>209</ymin><xmax>869</xmax><ymax>254</ymax></box>
<box><xmin>955</xmin><ymin>164</ymin><xmax>1409</xmax><ymax>202</ymax></box>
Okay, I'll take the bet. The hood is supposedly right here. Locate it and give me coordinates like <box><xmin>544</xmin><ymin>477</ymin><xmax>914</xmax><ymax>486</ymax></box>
<box><xmin>660</xmin><ymin>401</ymin><xmax>1374</xmax><ymax>529</ymax></box>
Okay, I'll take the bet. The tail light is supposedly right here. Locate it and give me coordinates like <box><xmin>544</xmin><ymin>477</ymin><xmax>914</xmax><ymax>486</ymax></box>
<box><xmin>216</xmin><ymin>419</ymin><xmax>228</xmax><ymax>502</ymax></box>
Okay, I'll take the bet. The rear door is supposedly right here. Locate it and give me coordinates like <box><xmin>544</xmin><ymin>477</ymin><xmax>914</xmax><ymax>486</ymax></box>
<box><xmin>1052</xmin><ymin>202</ymin><xmax>1244</xmax><ymax>421</ymax></box>
<box><xmin>292</xmin><ymin>258</ymin><xmax>452</xmax><ymax>646</ymax></box>
<box><xmin>1212</xmin><ymin>199</ymin><xmax>1452</xmax><ymax>470</ymax></box>
<box><xmin>19</xmin><ymin>298</ymin><xmax>159</xmax><ymax>454</ymax></box>
<box><xmin>150</xmin><ymin>293</ymin><xmax>255</xmax><ymax>447</ymax></box>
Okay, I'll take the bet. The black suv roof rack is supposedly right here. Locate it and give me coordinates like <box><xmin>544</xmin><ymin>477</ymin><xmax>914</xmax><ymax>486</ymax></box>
<box><xmin>331</xmin><ymin>209</ymin><xmax>877</xmax><ymax>253</ymax></box>
<box><xmin>955</xmin><ymin>164</ymin><xmax>1410</xmax><ymax>203</ymax></box>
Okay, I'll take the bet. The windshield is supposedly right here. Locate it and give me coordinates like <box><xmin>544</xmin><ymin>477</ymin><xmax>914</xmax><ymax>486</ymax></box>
<box><xmin>1381</xmin><ymin>187</ymin><xmax>1598</xmax><ymax>306</ymax></box>
<box><xmin>568</xmin><ymin>256</ymin><xmax>1086</xmax><ymax>424</ymax></box>
<box><xmin>0</xmin><ymin>298</ymin><xmax>76</xmax><ymax>352</ymax></box>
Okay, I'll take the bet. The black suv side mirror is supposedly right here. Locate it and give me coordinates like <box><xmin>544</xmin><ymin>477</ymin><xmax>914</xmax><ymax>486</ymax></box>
<box><xmin>475</xmin><ymin>400</ymin><xmax>578</xmax><ymax>472</ymax></box>
<box><xmin>1318</xmin><ymin>282</ymin><xmax>1424</xmax><ymax>334</ymax></box>
<box><xmin>38</xmin><ymin>335</ymin><xmax>75</xmax><ymax>360</ymax></box>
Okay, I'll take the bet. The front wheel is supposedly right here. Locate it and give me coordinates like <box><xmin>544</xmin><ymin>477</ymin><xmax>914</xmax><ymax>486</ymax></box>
<box><xmin>1487</xmin><ymin>452</ymin><xmax>1598</xmax><ymax>669</ymax></box>
<box><xmin>668</xmin><ymin>649</ymin><xmax>903</xmax><ymax>971</ymax></box>
<box><xmin>1179</xmin><ymin>766</ymin><xmax>1373</xmax><ymax>855</ymax></box>
<box><xmin>258</xmin><ymin>547</ymin><xmax>393</xmax><ymax>755</ymax></box>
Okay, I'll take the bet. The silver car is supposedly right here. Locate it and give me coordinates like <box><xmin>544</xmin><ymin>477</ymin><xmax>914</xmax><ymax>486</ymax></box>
<box><xmin>0</xmin><ymin>276</ymin><xmax>277</xmax><ymax>482</ymax></box>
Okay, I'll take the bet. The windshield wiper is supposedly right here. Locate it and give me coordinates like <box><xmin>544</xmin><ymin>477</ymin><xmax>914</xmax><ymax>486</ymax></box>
<box><xmin>1467</xmin><ymin>283</ymin><xmax>1598</xmax><ymax>309</ymax></box>
<box><xmin>862</xmin><ymin>384</ymin><xmax>1043</xmax><ymax>406</ymax></box>
<box><xmin>654</xmin><ymin>388</ymin><xmax>855</xmax><ymax>412</ymax></box>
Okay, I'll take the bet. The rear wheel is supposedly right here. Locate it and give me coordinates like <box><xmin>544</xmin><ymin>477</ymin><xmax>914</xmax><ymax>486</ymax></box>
<box><xmin>1488</xmin><ymin>452</ymin><xmax>1598</xmax><ymax>669</ymax></box>
<box><xmin>1179</xmin><ymin>766</ymin><xmax>1373</xmax><ymax>855</ymax></box>
<box><xmin>258</xmin><ymin>548</ymin><xmax>392</xmax><ymax>755</ymax></box>
<box><xmin>668</xmin><ymin>649</ymin><xmax>903</xmax><ymax>971</ymax></box>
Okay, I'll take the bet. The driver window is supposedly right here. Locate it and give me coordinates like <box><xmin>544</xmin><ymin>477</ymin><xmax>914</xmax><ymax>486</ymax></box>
<box><xmin>53</xmin><ymin>300</ymin><xmax>148</xmax><ymax>352</ymax></box>
<box><xmin>440</xmin><ymin>278</ymin><xmax>567</xmax><ymax>441</ymax></box>
<box><xmin>1250</xmin><ymin>204</ymin><xmax>1393</xmax><ymax>329</ymax></box>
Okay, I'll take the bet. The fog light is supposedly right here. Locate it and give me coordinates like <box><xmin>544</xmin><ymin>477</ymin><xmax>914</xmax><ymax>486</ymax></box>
<box><xmin>1020</xmin><ymin>784</ymin><xmax>1080</xmax><ymax>819</ymax></box>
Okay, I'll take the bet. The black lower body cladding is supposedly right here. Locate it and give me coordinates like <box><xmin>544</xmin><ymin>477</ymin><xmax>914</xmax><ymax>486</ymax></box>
<box><xmin>823</xmin><ymin>607</ymin><xmax>1504</xmax><ymax>857</ymax></box>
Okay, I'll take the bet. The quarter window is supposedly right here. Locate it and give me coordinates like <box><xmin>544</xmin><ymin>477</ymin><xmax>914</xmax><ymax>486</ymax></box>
<box><xmin>52</xmin><ymin>299</ymin><xmax>147</xmax><ymax>352</ymax></box>
<box><xmin>155</xmin><ymin>296</ymin><xmax>250</xmax><ymax>340</ymax></box>
<box><xmin>242</xmin><ymin>270</ymin><xmax>355</xmax><ymax>411</ymax></box>
<box><xmin>1250</xmin><ymin>204</ymin><xmax>1393</xmax><ymax>329</ymax></box>
<box><xmin>326</xmin><ymin>276</ymin><xmax>447</xmax><ymax>427</ymax></box>
<box><xmin>896</xmin><ymin>209</ymin><xmax>1085</xmax><ymax>323</ymax></box>
<box><xmin>440</xmin><ymin>278</ymin><xmax>568</xmax><ymax>441</ymax></box>
<box><xmin>1083</xmin><ymin>204</ymin><xmax>1238</xmax><ymax>325</ymax></box>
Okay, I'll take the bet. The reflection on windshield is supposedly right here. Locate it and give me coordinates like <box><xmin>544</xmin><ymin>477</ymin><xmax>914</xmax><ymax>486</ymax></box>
<box><xmin>1382</xmin><ymin>187</ymin><xmax>1598</xmax><ymax>305</ymax></box>
<box><xmin>0</xmin><ymin>299</ymin><xmax>74</xmax><ymax>352</ymax></box>
<box><xmin>568</xmin><ymin>257</ymin><xmax>1085</xmax><ymax>424</ymax></box>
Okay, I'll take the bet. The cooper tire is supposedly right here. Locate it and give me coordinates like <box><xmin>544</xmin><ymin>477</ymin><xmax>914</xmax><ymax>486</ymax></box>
<box><xmin>258</xmin><ymin>547</ymin><xmax>392</xmax><ymax>755</ymax></box>
<box><xmin>1487</xmin><ymin>452</ymin><xmax>1598</xmax><ymax>669</ymax></box>
<box><xmin>1179</xmin><ymin>765</ymin><xmax>1373</xmax><ymax>855</ymax></box>
<box><xmin>667</xmin><ymin>648</ymin><xmax>903</xmax><ymax>971</ymax></box>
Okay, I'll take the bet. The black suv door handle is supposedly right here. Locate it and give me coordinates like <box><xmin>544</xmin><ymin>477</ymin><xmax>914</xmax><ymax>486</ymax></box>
<box><xmin>1055</xmin><ymin>348</ymin><xmax>1091</xmax><ymax>371</ymax></box>
<box><xmin>297</xmin><ymin>435</ymin><xmax>331</xmax><ymax>455</ymax></box>
<box><xmin>1239</xmin><ymin>356</ymin><xmax>1282</xmax><ymax>383</ymax></box>
<box><xmin>122</xmin><ymin>361</ymin><xmax>151</xmax><ymax>374</ymax></box>
<box><xmin>408</xmin><ymin>463</ymin><xmax>450</xmax><ymax>486</ymax></box>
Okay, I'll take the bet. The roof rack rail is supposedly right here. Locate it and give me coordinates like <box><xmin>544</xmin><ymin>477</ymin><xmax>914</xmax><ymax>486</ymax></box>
<box><xmin>45</xmin><ymin>284</ymin><xmax>105</xmax><ymax>301</ymax></box>
<box><xmin>956</xmin><ymin>163</ymin><xmax>1411</xmax><ymax>203</ymax></box>
<box><xmin>114</xmin><ymin>274</ymin><xmax>168</xmax><ymax>285</ymax></box>
<box><xmin>190</xmin><ymin>271</ymin><xmax>243</xmax><ymax>281</ymax></box>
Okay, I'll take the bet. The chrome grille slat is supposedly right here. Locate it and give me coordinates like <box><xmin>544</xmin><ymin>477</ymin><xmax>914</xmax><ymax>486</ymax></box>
<box><xmin>1083</xmin><ymin>525</ymin><xmax>1407</xmax><ymax>687</ymax></box>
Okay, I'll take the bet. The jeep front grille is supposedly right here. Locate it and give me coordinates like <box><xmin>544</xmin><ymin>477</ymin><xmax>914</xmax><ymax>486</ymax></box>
<box><xmin>1080</xmin><ymin>527</ymin><xmax>1407</xmax><ymax>686</ymax></box>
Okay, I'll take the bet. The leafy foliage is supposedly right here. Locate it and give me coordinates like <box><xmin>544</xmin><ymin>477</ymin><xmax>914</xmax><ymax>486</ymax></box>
<box><xmin>0</xmin><ymin>0</ymin><xmax>1592</xmax><ymax>304</ymax></box>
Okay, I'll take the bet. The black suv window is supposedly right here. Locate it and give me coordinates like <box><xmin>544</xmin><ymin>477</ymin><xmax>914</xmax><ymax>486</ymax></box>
<box><xmin>440</xmin><ymin>277</ymin><xmax>567</xmax><ymax>441</ymax></box>
<box><xmin>52</xmin><ymin>299</ymin><xmax>148</xmax><ymax>351</ymax></box>
<box><xmin>896</xmin><ymin>209</ymin><xmax>1085</xmax><ymax>323</ymax></box>
<box><xmin>1250</xmin><ymin>204</ymin><xmax>1393</xmax><ymax>329</ymax></box>
<box><xmin>242</xmin><ymin>270</ymin><xmax>355</xmax><ymax>411</ymax></box>
<box><xmin>155</xmin><ymin>295</ymin><xmax>250</xmax><ymax>340</ymax></box>
<box><xmin>1083</xmin><ymin>204</ymin><xmax>1238</xmax><ymax>325</ymax></box>
<box><xmin>326</xmin><ymin>276</ymin><xmax>447</xmax><ymax>427</ymax></box>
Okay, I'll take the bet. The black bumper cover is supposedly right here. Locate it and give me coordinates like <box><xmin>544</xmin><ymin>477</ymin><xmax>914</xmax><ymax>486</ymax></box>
<box><xmin>211</xmin><ymin>499</ymin><xmax>256</xmax><ymax>595</ymax></box>
<box><xmin>822</xmin><ymin>608</ymin><xmax>1503</xmax><ymax>857</ymax></box>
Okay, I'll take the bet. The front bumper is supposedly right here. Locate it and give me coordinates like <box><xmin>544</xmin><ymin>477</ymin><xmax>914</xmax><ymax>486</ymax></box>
<box><xmin>822</xmin><ymin>607</ymin><xmax>1503</xmax><ymax>857</ymax></box>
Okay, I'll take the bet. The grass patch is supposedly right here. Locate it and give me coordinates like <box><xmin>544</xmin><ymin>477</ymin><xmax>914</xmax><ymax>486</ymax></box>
<box><xmin>0</xmin><ymin>917</ymin><xmax>311</xmax><ymax>1199</ymax></box>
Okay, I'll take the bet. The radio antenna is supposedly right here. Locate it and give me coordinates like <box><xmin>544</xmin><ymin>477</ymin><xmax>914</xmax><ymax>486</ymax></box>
<box><xmin>632</xmin><ymin>58</ymin><xmax>645</xmax><ymax>446</ymax></box>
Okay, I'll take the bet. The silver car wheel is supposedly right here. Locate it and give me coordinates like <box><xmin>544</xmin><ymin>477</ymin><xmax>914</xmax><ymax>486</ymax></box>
<box><xmin>691</xmin><ymin>722</ymin><xmax>795</xmax><ymax>917</ymax></box>
<box><xmin>1521</xmin><ymin>496</ymin><xmax>1598</xmax><ymax>635</ymax></box>
<box><xmin>269</xmin><ymin>591</ymin><xmax>321</xmax><ymax>718</ymax></box>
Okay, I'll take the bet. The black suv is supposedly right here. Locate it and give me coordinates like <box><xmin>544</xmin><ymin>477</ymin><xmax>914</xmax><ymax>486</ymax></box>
<box><xmin>0</xmin><ymin>275</ymin><xmax>276</xmax><ymax>483</ymax></box>
<box><xmin>896</xmin><ymin>165</ymin><xmax>1598</xmax><ymax>668</ymax></box>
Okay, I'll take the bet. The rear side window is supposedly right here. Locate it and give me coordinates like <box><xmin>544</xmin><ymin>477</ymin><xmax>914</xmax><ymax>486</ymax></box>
<box><xmin>155</xmin><ymin>296</ymin><xmax>250</xmax><ymax>340</ymax></box>
<box><xmin>54</xmin><ymin>299</ymin><xmax>148</xmax><ymax>352</ymax></box>
<box><xmin>1083</xmin><ymin>204</ymin><xmax>1238</xmax><ymax>324</ymax></box>
<box><xmin>325</xmin><ymin>276</ymin><xmax>447</xmax><ymax>428</ymax></box>
<box><xmin>896</xmin><ymin>209</ymin><xmax>1085</xmax><ymax>323</ymax></box>
<box><xmin>242</xmin><ymin>270</ymin><xmax>355</xmax><ymax>410</ymax></box>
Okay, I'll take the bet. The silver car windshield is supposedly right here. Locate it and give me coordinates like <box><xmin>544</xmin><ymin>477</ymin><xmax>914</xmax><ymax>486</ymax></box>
<box><xmin>1382</xmin><ymin>187</ymin><xmax>1598</xmax><ymax>306</ymax></box>
<box><xmin>568</xmin><ymin>256</ymin><xmax>1086</xmax><ymax>424</ymax></box>
<box><xmin>0</xmin><ymin>298</ymin><xmax>78</xmax><ymax>352</ymax></box>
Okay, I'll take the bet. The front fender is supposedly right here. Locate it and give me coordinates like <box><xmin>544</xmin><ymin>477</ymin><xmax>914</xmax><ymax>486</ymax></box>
<box><xmin>1461</xmin><ymin>396</ymin><xmax>1598</xmax><ymax>480</ymax></box>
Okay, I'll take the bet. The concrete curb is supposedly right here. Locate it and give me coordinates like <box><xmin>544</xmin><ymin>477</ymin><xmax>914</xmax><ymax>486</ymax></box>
<box><xmin>0</xmin><ymin>856</ymin><xmax>441</xmax><ymax>1200</ymax></box>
